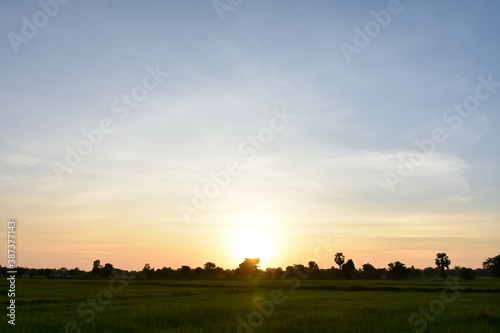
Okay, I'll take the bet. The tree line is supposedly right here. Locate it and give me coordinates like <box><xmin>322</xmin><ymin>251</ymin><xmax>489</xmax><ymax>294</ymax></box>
<box><xmin>1</xmin><ymin>253</ymin><xmax>499</xmax><ymax>281</ymax></box>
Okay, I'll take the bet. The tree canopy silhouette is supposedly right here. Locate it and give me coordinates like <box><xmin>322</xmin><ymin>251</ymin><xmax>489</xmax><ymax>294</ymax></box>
<box><xmin>91</xmin><ymin>260</ymin><xmax>102</xmax><ymax>278</ymax></box>
<box><xmin>142</xmin><ymin>263</ymin><xmax>154</xmax><ymax>279</ymax></box>
<box><xmin>342</xmin><ymin>259</ymin><xmax>356</xmax><ymax>279</ymax></box>
<box><xmin>483</xmin><ymin>255</ymin><xmax>500</xmax><ymax>278</ymax></box>
<box><xmin>237</xmin><ymin>258</ymin><xmax>260</xmax><ymax>279</ymax></box>
<box><xmin>388</xmin><ymin>261</ymin><xmax>409</xmax><ymax>280</ymax></box>
<box><xmin>204</xmin><ymin>262</ymin><xmax>216</xmax><ymax>277</ymax></box>
<box><xmin>102</xmin><ymin>263</ymin><xmax>114</xmax><ymax>278</ymax></box>
<box><xmin>335</xmin><ymin>252</ymin><xmax>345</xmax><ymax>269</ymax></box>
<box><xmin>180</xmin><ymin>265</ymin><xmax>191</xmax><ymax>279</ymax></box>
<box><xmin>435</xmin><ymin>253</ymin><xmax>451</xmax><ymax>281</ymax></box>
<box><xmin>362</xmin><ymin>263</ymin><xmax>378</xmax><ymax>279</ymax></box>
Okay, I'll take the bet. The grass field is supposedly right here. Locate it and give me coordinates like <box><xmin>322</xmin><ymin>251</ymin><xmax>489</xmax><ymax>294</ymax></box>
<box><xmin>1</xmin><ymin>278</ymin><xmax>500</xmax><ymax>332</ymax></box>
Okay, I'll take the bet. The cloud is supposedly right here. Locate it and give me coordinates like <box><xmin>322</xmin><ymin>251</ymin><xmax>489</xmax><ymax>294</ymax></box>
<box><xmin>239</xmin><ymin>149</ymin><xmax>472</xmax><ymax>207</ymax></box>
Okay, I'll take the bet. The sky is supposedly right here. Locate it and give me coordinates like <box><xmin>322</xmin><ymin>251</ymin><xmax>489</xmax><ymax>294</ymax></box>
<box><xmin>1</xmin><ymin>0</ymin><xmax>499</xmax><ymax>271</ymax></box>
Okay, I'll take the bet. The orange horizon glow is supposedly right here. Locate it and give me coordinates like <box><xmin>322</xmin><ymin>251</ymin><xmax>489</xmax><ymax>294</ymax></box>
<box><xmin>5</xmin><ymin>210</ymin><xmax>498</xmax><ymax>272</ymax></box>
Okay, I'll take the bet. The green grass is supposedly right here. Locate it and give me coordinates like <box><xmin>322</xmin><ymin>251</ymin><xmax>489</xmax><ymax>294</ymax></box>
<box><xmin>1</xmin><ymin>278</ymin><xmax>500</xmax><ymax>332</ymax></box>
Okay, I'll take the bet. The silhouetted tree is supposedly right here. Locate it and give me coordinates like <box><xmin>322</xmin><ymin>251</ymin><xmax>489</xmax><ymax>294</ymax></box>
<box><xmin>308</xmin><ymin>261</ymin><xmax>320</xmax><ymax>279</ymax></box>
<box><xmin>193</xmin><ymin>267</ymin><xmax>204</xmax><ymax>278</ymax></box>
<box><xmin>214</xmin><ymin>266</ymin><xmax>224</xmax><ymax>278</ymax></box>
<box><xmin>362</xmin><ymin>263</ymin><xmax>378</xmax><ymax>279</ymax></box>
<box><xmin>238</xmin><ymin>258</ymin><xmax>260</xmax><ymax>279</ymax></box>
<box><xmin>180</xmin><ymin>265</ymin><xmax>191</xmax><ymax>279</ymax></box>
<box><xmin>388</xmin><ymin>261</ymin><xmax>409</xmax><ymax>280</ymax></box>
<box><xmin>155</xmin><ymin>267</ymin><xmax>174</xmax><ymax>279</ymax></box>
<box><xmin>142</xmin><ymin>263</ymin><xmax>154</xmax><ymax>279</ymax></box>
<box><xmin>57</xmin><ymin>267</ymin><xmax>69</xmax><ymax>277</ymax></box>
<box><xmin>204</xmin><ymin>262</ymin><xmax>216</xmax><ymax>277</ymax></box>
<box><xmin>308</xmin><ymin>261</ymin><xmax>318</xmax><ymax>271</ymax></box>
<box><xmin>68</xmin><ymin>268</ymin><xmax>81</xmax><ymax>277</ymax></box>
<box><xmin>435</xmin><ymin>253</ymin><xmax>451</xmax><ymax>281</ymax></box>
<box><xmin>92</xmin><ymin>260</ymin><xmax>102</xmax><ymax>278</ymax></box>
<box><xmin>335</xmin><ymin>252</ymin><xmax>345</xmax><ymax>269</ymax></box>
<box><xmin>483</xmin><ymin>255</ymin><xmax>500</xmax><ymax>278</ymax></box>
<box><xmin>293</xmin><ymin>264</ymin><xmax>309</xmax><ymax>279</ymax></box>
<box><xmin>342</xmin><ymin>259</ymin><xmax>356</xmax><ymax>279</ymax></box>
<box><xmin>409</xmin><ymin>265</ymin><xmax>421</xmax><ymax>279</ymax></box>
<box><xmin>285</xmin><ymin>266</ymin><xmax>294</xmax><ymax>275</ymax></box>
<box><xmin>101</xmin><ymin>263</ymin><xmax>114</xmax><ymax>278</ymax></box>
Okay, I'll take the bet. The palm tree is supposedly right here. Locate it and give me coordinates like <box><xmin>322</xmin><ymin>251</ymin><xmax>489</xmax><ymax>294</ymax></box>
<box><xmin>435</xmin><ymin>253</ymin><xmax>451</xmax><ymax>281</ymax></box>
<box><xmin>335</xmin><ymin>252</ymin><xmax>345</xmax><ymax>269</ymax></box>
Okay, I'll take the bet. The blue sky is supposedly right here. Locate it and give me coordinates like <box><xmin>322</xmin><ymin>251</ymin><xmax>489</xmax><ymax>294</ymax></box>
<box><xmin>1</xmin><ymin>0</ymin><xmax>499</xmax><ymax>270</ymax></box>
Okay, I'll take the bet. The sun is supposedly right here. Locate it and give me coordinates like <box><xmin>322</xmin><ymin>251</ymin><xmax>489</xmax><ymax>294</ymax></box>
<box><xmin>234</xmin><ymin>228</ymin><xmax>273</xmax><ymax>259</ymax></box>
<box><xmin>228</xmin><ymin>216</ymin><xmax>279</xmax><ymax>266</ymax></box>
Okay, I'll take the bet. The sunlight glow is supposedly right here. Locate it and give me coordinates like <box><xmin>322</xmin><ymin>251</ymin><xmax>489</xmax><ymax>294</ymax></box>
<box><xmin>228</xmin><ymin>215</ymin><xmax>279</xmax><ymax>266</ymax></box>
